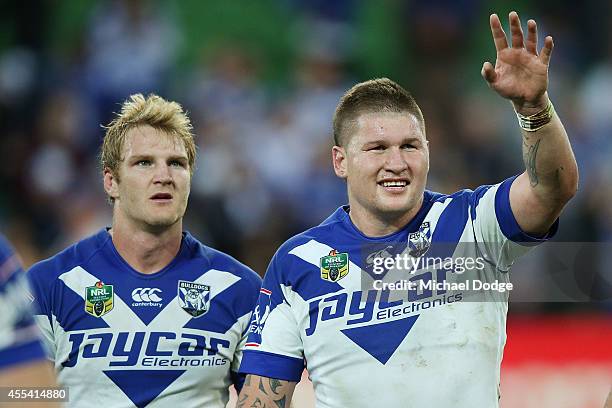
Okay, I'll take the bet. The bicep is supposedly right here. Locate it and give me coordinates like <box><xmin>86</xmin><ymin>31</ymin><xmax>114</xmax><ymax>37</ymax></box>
<box><xmin>237</xmin><ymin>374</ymin><xmax>296</xmax><ymax>408</ymax></box>
<box><xmin>509</xmin><ymin>172</ymin><xmax>561</xmax><ymax>236</ymax></box>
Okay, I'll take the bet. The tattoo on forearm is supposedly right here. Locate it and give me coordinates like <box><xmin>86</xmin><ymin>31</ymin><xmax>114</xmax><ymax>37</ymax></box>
<box><xmin>258</xmin><ymin>377</ymin><xmax>266</xmax><ymax>393</ymax></box>
<box><xmin>237</xmin><ymin>376</ymin><xmax>291</xmax><ymax>408</ymax></box>
<box><xmin>274</xmin><ymin>396</ymin><xmax>287</xmax><ymax>408</ymax></box>
<box><xmin>237</xmin><ymin>394</ymin><xmax>248</xmax><ymax>406</ymax></box>
<box><xmin>523</xmin><ymin>138</ymin><xmax>541</xmax><ymax>187</ymax></box>
<box><xmin>237</xmin><ymin>395</ymin><xmax>266</xmax><ymax>408</ymax></box>
<box><xmin>269</xmin><ymin>378</ymin><xmax>282</xmax><ymax>394</ymax></box>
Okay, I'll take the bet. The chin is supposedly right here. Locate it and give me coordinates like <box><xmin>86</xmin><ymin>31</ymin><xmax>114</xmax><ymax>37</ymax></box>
<box><xmin>377</xmin><ymin>198</ymin><xmax>413</xmax><ymax>214</ymax></box>
<box><xmin>381</xmin><ymin>207</ymin><xmax>413</xmax><ymax>218</ymax></box>
<box><xmin>145</xmin><ymin>215</ymin><xmax>181</xmax><ymax>229</ymax></box>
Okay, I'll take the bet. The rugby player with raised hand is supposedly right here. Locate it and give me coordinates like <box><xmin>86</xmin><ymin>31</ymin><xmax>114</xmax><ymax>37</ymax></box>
<box><xmin>237</xmin><ymin>11</ymin><xmax>577</xmax><ymax>407</ymax></box>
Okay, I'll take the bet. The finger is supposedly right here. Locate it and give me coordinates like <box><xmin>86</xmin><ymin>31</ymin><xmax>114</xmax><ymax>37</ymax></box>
<box><xmin>481</xmin><ymin>61</ymin><xmax>497</xmax><ymax>84</ymax></box>
<box><xmin>509</xmin><ymin>11</ymin><xmax>524</xmax><ymax>48</ymax></box>
<box><xmin>525</xmin><ymin>19</ymin><xmax>538</xmax><ymax>55</ymax></box>
<box><xmin>540</xmin><ymin>36</ymin><xmax>554</xmax><ymax>65</ymax></box>
<box><xmin>490</xmin><ymin>14</ymin><xmax>508</xmax><ymax>51</ymax></box>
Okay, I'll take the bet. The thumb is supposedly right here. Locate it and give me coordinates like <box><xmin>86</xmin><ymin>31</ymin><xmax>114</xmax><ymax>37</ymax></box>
<box><xmin>481</xmin><ymin>61</ymin><xmax>497</xmax><ymax>84</ymax></box>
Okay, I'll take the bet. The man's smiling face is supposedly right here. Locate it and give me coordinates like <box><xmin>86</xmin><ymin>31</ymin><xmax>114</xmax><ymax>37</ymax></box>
<box><xmin>334</xmin><ymin>111</ymin><xmax>429</xmax><ymax>224</ymax></box>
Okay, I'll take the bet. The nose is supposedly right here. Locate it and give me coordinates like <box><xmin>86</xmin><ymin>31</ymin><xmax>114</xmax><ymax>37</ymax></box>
<box><xmin>153</xmin><ymin>163</ymin><xmax>173</xmax><ymax>185</ymax></box>
<box><xmin>384</xmin><ymin>147</ymin><xmax>408</xmax><ymax>173</ymax></box>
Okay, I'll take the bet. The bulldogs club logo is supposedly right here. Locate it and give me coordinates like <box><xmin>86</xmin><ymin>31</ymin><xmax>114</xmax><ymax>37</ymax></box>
<box><xmin>178</xmin><ymin>280</ymin><xmax>210</xmax><ymax>318</ymax></box>
<box><xmin>408</xmin><ymin>222</ymin><xmax>431</xmax><ymax>257</ymax></box>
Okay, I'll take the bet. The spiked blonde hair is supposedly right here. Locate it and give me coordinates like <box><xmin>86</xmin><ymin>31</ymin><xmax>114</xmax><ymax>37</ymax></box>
<box><xmin>100</xmin><ymin>93</ymin><xmax>196</xmax><ymax>203</ymax></box>
<box><xmin>101</xmin><ymin>93</ymin><xmax>196</xmax><ymax>175</ymax></box>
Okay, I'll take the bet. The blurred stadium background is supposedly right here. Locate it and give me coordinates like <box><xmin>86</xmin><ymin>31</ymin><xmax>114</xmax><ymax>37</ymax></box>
<box><xmin>1</xmin><ymin>0</ymin><xmax>610</xmax><ymax>406</ymax></box>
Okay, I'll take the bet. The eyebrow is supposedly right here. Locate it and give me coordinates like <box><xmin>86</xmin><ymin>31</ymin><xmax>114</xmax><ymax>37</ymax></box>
<box><xmin>362</xmin><ymin>137</ymin><xmax>423</xmax><ymax>145</ymax></box>
<box><xmin>166</xmin><ymin>155</ymin><xmax>189</xmax><ymax>161</ymax></box>
<box><xmin>127</xmin><ymin>154</ymin><xmax>188</xmax><ymax>162</ymax></box>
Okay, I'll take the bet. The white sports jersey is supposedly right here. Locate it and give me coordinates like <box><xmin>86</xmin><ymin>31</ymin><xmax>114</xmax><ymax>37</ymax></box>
<box><xmin>28</xmin><ymin>229</ymin><xmax>261</xmax><ymax>408</ymax></box>
<box><xmin>239</xmin><ymin>176</ymin><xmax>557</xmax><ymax>408</ymax></box>
<box><xmin>0</xmin><ymin>233</ymin><xmax>47</xmax><ymax>370</ymax></box>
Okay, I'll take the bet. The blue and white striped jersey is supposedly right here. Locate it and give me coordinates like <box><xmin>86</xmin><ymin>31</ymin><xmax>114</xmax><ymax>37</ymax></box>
<box><xmin>239</xmin><ymin>176</ymin><xmax>557</xmax><ymax>408</ymax></box>
<box><xmin>28</xmin><ymin>229</ymin><xmax>261</xmax><ymax>408</ymax></box>
<box><xmin>0</xmin><ymin>233</ymin><xmax>47</xmax><ymax>371</ymax></box>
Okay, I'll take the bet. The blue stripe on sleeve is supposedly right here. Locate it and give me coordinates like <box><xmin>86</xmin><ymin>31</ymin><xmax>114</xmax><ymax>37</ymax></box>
<box><xmin>495</xmin><ymin>176</ymin><xmax>559</xmax><ymax>245</ymax></box>
<box><xmin>238</xmin><ymin>350</ymin><xmax>303</xmax><ymax>382</ymax></box>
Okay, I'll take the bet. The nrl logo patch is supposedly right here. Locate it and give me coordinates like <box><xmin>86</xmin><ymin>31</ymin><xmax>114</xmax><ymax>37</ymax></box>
<box><xmin>85</xmin><ymin>281</ymin><xmax>114</xmax><ymax>317</ymax></box>
<box><xmin>320</xmin><ymin>250</ymin><xmax>349</xmax><ymax>282</ymax></box>
<box><xmin>178</xmin><ymin>280</ymin><xmax>210</xmax><ymax>318</ymax></box>
<box><xmin>408</xmin><ymin>221</ymin><xmax>431</xmax><ymax>257</ymax></box>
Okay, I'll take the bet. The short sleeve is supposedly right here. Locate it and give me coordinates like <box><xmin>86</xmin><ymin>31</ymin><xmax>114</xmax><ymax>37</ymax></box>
<box><xmin>238</xmin><ymin>254</ymin><xmax>304</xmax><ymax>382</ymax></box>
<box><xmin>26</xmin><ymin>262</ymin><xmax>57</xmax><ymax>360</ymax></box>
<box><xmin>230</xmin><ymin>269</ymin><xmax>262</xmax><ymax>392</ymax></box>
<box><xmin>0</xmin><ymin>235</ymin><xmax>47</xmax><ymax>369</ymax></box>
<box><xmin>471</xmin><ymin>175</ymin><xmax>558</xmax><ymax>271</ymax></box>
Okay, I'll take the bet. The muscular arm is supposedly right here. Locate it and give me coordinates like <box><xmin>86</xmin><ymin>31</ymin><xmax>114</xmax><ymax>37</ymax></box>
<box><xmin>482</xmin><ymin>12</ymin><xmax>578</xmax><ymax>236</ymax></box>
<box><xmin>510</xmin><ymin>95</ymin><xmax>578</xmax><ymax>235</ymax></box>
<box><xmin>236</xmin><ymin>375</ymin><xmax>296</xmax><ymax>408</ymax></box>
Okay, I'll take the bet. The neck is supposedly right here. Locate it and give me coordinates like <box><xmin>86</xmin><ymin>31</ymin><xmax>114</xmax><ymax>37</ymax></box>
<box><xmin>348</xmin><ymin>198</ymin><xmax>424</xmax><ymax>238</ymax></box>
<box><xmin>109</xmin><ymin>218</ymin><xmax>183</xmax><ymax>275</ymax></box>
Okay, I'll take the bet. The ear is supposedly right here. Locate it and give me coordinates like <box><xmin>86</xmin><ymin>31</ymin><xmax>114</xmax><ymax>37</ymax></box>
<box><xmin>332</xmin><ymin>145</ymin><xmax>348</xmax><ymax>179</ymax></box>
<box><xmin>425</xmin><ymin>140</ymin><xmax>430</xmax><ymax>172</ymax></box>
<box><xmin>103</xmin><ymin>168</ymin><xmax>119</xmax><ymax>201</ymax></box>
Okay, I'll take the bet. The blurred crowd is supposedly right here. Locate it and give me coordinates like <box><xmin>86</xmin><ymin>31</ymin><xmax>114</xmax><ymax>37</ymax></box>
<box><xmin>0</xmin><ymin>0</ymin><xmax>610</xmax><ymax>310</ymax></box>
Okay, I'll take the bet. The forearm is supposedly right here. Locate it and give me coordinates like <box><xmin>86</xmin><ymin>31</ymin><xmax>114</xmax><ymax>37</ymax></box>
<box><xmin>517</xmin><ymin>94</ymin><xmax>578</xmax><ymax>204</ymax></box>
<box><xmin>236</xmin><ymin>375</ymin><xmax>296</xmax><ymax>408</ymax></box>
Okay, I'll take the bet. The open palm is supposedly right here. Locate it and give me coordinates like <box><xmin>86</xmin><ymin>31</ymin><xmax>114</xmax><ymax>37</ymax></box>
<box><xmin>482</xmin><ymin>12</ymin><xmax>553</xmax><ymax>114</ymax></box>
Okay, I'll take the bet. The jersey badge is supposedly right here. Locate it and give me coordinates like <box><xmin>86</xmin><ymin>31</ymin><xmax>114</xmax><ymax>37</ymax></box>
<box><xmin>85</xmin><ymin>281</ymin><xmax>114</xmax><ymax>317</ymax></box>
<box><xmin>246</xmin><ymin>288</ymin><xmax>272</xmax><ymax>347</ymax></box>
<box><xmin>408</xmin><ymin>221</ymin><xmax>431</xmax><ymax>257</ymax></box>
<box><xmin>320</xmin><ymin>250</ymin><xmax>349</xmax><ymax>282</ymax></box>
<box><xmin>178</xmin><ymin>280</ymin><xmax>210</xmax><ymax>318</ymax></box>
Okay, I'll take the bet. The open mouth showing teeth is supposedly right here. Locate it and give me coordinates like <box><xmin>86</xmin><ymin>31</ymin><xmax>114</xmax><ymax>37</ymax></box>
<box><xmin>380</xmin><ymin>181</ymin><xmax>408</xmax><ymax>187</ymax></box>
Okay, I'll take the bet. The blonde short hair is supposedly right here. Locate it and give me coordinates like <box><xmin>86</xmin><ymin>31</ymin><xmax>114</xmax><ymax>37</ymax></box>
<box><xmin>101</xmin><ymin>93</ymin><xmax>196</xmax><ymax>182</ymax></box>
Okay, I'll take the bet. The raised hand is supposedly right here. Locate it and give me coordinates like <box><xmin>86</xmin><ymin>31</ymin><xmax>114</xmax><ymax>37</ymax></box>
<box><xmin>482</xmin><ymin>11</ymin><xmax>553</xmax><ymax>115</ymax></box>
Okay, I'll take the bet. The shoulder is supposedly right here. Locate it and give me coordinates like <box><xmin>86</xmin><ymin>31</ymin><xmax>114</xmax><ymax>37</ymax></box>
<box><xmin>270</xmin><ymin>224</ymin><xmax>332</xmax><ymax>269</ymax></box>
<box><xmin>440</xmin><ymin>177</ymin><xmax>516</xmax><ymax>218</ymax></box>
<box><xmin>274</xmin><ymin>207</ymin><xmax>348</xmax><ymax>260</ymax></box>
<box><xmin>182</xmin><ymin>232</ymin><xmax>262</xmax><ymax>291</ymax></box>
<box><xmin>427</xmin><ymin>183</ymin><xmax>499</xmax><ymax>213</ymax></box>
<box><xmin>261</xmin><ymin>213</ymin><xmax>345</xmax><ymax>287</ymax></box>
<box><xmin>28</xmin><ymin>229</ymin><xmax>110</xmax><ymax>285</ymax></box>
<box><xmin>428</xmin><ymin>187</ymin><xmax>481</xmax><ymax>204</ymax></box>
